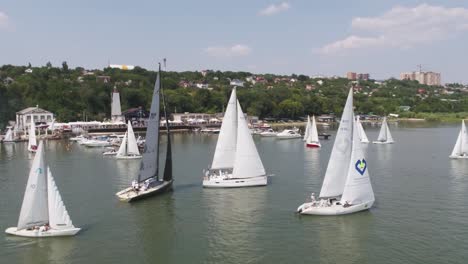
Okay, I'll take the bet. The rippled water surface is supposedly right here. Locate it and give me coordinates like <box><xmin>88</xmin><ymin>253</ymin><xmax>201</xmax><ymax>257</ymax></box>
<box><xmin>1</xmin><ymin>122</ymin><xmax>467</xmax><ymax>263</ymax></box>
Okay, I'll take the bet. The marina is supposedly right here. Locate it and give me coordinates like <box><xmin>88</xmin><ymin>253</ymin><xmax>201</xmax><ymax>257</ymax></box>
<box><xmin>0</xmin><ymin>122</ymin><xmax>467</xmax><ymax>263</ymax></box>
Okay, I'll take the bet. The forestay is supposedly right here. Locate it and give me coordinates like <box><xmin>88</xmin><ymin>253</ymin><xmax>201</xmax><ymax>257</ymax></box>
<box><xmin>211</xmin><ymin>88</ymin><xmax>238</xmax><ymax>169</ymax></box>
<box><xmin>232</xmin><ymin>101</ymin><xmax>266</xmax><ymax>179</ymax></box>
<box><xmin>17</xmin><ymin>142</ymin><xmax>48</xmax><ymax>230</ymax></box>
<box><xmin>319</xmin><ymin>88</ymin><xmax>354</xmax><ymax>198</ymax></box>
<box><xmin>340</xmin><ymin>116</ymin><xmax>375</xmax><ymax>205</ymax></box>
<box><xmin>47</xmin><ymin>167</ymin><xmax>74</xmax><ymax>229</ymax></box>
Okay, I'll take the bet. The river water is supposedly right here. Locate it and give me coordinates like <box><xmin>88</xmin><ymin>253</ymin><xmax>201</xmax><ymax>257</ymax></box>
<box><xmin>0</xmin><ymin>122</ymin><xmax>467</xmax><ymax>264</ymax></box>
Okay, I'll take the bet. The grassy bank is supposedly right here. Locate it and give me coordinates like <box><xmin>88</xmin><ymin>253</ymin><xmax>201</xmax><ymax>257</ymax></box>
<box><xmin>398</xmin><ymin>112</ymin><xmax>468</xmax><ymax>122</ymax></box>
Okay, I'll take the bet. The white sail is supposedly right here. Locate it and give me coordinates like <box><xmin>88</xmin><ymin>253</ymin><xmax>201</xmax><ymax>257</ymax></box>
<box><xmin>303</xmin><ymin>115</ymin><xmax>311</xmax><ymax>141</ymax></box>
<box><xmin>340</xmin><ymin>116</ymin><xmax>375</xmax><ymax>205</ymax></box>
<box><xmin>116</xmin><ymin>132</ymin><xmax>128</xmax><ymax>156</ymax></box>
<box><xmin>111</xmin><ymin>88</ymin><xmax>124</xmax><ymax>123</ymax></box>
<box><xmin>211</xmin><ymin>88</ymin><xmax>238</xmax><ymax>169</ymax></box>
<box><xmin>47</xmin><ymin>167</ymin><xmax>75</xmax><ymax>229</ymax></box>
<box><xmin>4</xmin><ymin>127</ymin><xmax>13</xmax><ymax>141</ymax></box>
<box><xmin>17</xmin><ymin>142</ymin><xmax>48</xmax><ymax>230</ymax></box>
<box><xmin>451</xmin><ymin>120</ymin><xmax>467</xmax><ymax>156</ymax></box>
<box><xmin>356</xmin><ymin>116</ymin><xmax>369</xmax><ymax>143</ymax></box>
<box><xmin>319</xmin><ymin>88</ymin><xmax>354</xmax><ymax>198</ymax></box>
<box><xmin>306</xmin><ymin>115</ymin><xmax>320</xmax><ymax>144</ymax></box>
<box><xmin>377</xmin><ymin>117</ymin><xmax>388</xmax><ymax>142</ymax></box>
<box><xmin>385</xmin><ymin>120</ymin><xmax>394</xmax><ymax>143</ymax></box>
<box><xmin>126</xmin><ymin>121</ymin><xmax>140</xmax><ymax>155</ymax></box>
<box><xmin>28</xmin><ymin>121</ymin><xmax>37</xmax><ymax>151</ymax></box>
<box><xmin>232</xmin><ymin>101</ymin><xmax>266</xmax><ymax>178</ymax></box>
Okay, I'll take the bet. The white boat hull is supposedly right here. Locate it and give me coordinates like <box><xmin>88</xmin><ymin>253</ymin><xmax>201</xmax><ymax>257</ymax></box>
<box><xmin>449</xmin><ymin>155</ymin><xmax>468</xmax><ymax>159</ymax></box>
<box><xmin>116</xmin><ymin>180</ymin><xmax>173</xmax><ymax>202</ymax></box>
<box><xmin>276</xmin><ymin>135</ymin><xmax>301</xmax><ymax>139</ymax></box>
<box><xmin>260</xmin><ymin>133</ymin><xmax>277</xmax><ymax>137</ymax></box>
<box><xmin>203</xmin><ymin>175</ymin><xmax>267</xmax><ymax>188</ymax></box>
<box><xmin>5</xmin><ymin>227</ymin><xmax>80</xmax><ymax>237</ymax></box>
<box><xmin>115</xmin><ymin>155</ymin><xmax>142</xmax><ymax>160</ymax></box>
<box><xmin>297</xmin><ymin>200</ymin><xmax>374</xmax><ymax>215</ymax></box>
<box><xmin>372</xmin><ymin>141</ymin><xmax>394</xmax><ymax>144</ymax></box>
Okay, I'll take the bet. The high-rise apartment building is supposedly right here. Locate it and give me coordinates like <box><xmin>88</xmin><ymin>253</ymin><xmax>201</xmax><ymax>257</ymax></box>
<box><xmin>400</xmin><ymin>71</ymin><xmax>441</xmax><ymax>86</ymax></box>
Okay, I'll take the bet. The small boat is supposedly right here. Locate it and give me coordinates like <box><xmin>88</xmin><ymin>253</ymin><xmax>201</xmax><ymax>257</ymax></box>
<box><xmin>102</xmin><ymin>147</ymin><xmax>117</xmax><ymax>156</ymax></box>
<box><xmin>115</xmin><ymin>121</ymin><xmax>142</xmax><ymax>160</ymax></box>
<box><xmin>81</xmin><ymin>137</ymin><xmax>111</xmax><ymax>147</ymax></box>
<box><xmin>2</xmin><ymin>127</ymin><xmax>15</xmax><ymax>143</ymax></box>
<box><xmin>276</xmin><ymin>129</ymin><xmax>301</xmax><ymax>139</ymax></box>
<box><xmin>5</xmin><ymin>142</ymin><xmax>80</xmax><ymax>237</ymax></box>
<box><xmin>116</xmin><ymin>65</ymin><xmax>173</xmax><ymax>202</ymax></box>
<box><xmin>305</xmin><ymin>115</ymin><xmax>321</xmax><ymax>148</ymax></box>
<box><xmin>372</xmin><ymin>117</ymin><xmax>394</xmax><ymax>144</ymax></box>
<box><xmin>297</xmin><ymin>88</ymin><xmax>375</xmax><ymax>215</ymax></box>
<box><xmin>259</xmin><ymin>129</ymin><xmax>277</xmax><ymax>137</ymax></box>
<box><xmin>69</xmin><ymin>135</ymin><xmax>87</xmax><ymax>142</ymax></box>
<box><xmin>356</xmin><ymin>115</ymin><xmax>369</xmax><ymax>143</ymax></box>
<box><xmin>27</xmin><ymin>122</ymin><xmax>38</xmax><ymax>152</ymax></box>
<box><xmin>200</xmin><ymin>128</ymin><xmax>221</xmax><ymax>134</ymax></box>
<box><xmin>449</xmin><ymin>120</ymin><xmax>468</xmax><ymax>159</ymax></box>
<box><xmin>203</xmin><ymin>88</ymin><xmax>268</xmax><ymax>188</ymax></box>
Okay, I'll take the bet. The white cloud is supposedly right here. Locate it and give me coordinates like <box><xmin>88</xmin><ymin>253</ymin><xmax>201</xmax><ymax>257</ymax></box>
<box><xmin>318</xmin><ymin>4</ymin><xmax>468</xmax><ymax>54</ymax></box>
<box><xmin>0</xmin><ymin>11</ymin><xmax>9</xmax><ymax>30</ymax></box>
<box><xmin>204</xmin><ymin>44</ymin><xmax>252</xmax><ymax>58</ymax></box>
<box><xmin>258</xmin><ymin>2</ymin><xmax>290</xmax><ymax>16</ymax></box>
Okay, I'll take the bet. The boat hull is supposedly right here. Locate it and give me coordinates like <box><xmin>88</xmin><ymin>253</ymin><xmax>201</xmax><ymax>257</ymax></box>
<box><xmin>297</xmin><ymin>200</ymin><xmax>374</xmax><ymax>215</ymax></box>
<box><xmin>116</xmin><ymin>180</ymin><xmax>173</xmax><ymax>202</ymax></box>
<box><xmin>449</xmin><ymin>155</ymin><xmax>468</xmax><ymax>159</ymax></box>
<box><xmin>203</xmin><ymin>175</ymin><xmax>267</xmax><ymax>188</ymax></box>
<box><xmin>115</xmin><ymin>155</ymin><xmax>142</xmax><ymax>160</ymax></box>
<box><xmin>306</xmin><ymin>143</ymin><xmax>321</xmax><ymax>148</ymax></box>
<box><xmin>372</xmin><ymin>141</ymin><xmax>394</xmax><ymax>144</ymax></box>
<box><xmin>5</xmin><ymin>227</ymin><xmax>80</xmax><ymax>237</ymax></box>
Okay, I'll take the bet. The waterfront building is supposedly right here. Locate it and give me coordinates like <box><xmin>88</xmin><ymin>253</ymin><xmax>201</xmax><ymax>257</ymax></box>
<box><xmin>16</xmin><ymin>106</ymin><xmax>54</xmax><ymax>131</ymax></box>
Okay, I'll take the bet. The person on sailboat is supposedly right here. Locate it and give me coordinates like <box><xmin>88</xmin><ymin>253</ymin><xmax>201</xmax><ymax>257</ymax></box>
<box><xmin>310</xmin><ymin>193</ymin><xmax>316</xmax><ymax>203</ymax></box>
<box><xmin>132</xmin><ymin>180</ymin><xmax>139</xmax><ymax>192</ymax></box>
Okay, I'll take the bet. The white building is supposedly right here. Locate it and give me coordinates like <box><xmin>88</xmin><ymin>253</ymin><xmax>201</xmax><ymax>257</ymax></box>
<box><xmin>16</xmin><ymin>106</ymin><xmax>54</xmax><ymax>131</ymax></box>
<box><xmin>230</xmin><ymin>79</ymin><xmax>244</xmax><ymax>87</ymax></box>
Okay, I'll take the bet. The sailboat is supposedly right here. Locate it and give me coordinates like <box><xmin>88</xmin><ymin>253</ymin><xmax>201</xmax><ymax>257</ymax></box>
<box><xmin>297</xmin><ymin>88</ymin><xmax>375</xmax><ymax>215</ymax></box>
<box><xmin>115</xmin><ymin>65</ymin><xmax>173</xmax><ymax>202</ymax></box>
<box><xmin>115</xmin><ymin>121</ymin><xmax>142</xmax><ymax>159</ymax></box>
<box><xmin>5</xmin><ymin>142</ymin><xmax>80</xmax><ymax>237</ymax></box>
<box><xmin>356</xmin><ymin>115</ymin><xmax>369</xmax><ymax>143</ymax></box>
<box><xmin>27</xmin><ymin>122</ymin><xmax>38</xmax><ymax>152</ymax></box>
<box><xmin>2</xmin><ymin>127</ymin><xmax>15</xmax><ymax>143</ymax></box>
<box><xmin>449</xmin><ymin>120</ymin><xmax>468</xmax><ymax>159</ymax></box>
<box><xmin>203</xmin><ymin>88</ymin><xmax>268</xmax><ymax>188</ymax></box>
<box><xmin>303</xmin><ymin>115</ymin><xmax>311</xmax><ymax>141</ymax></box>
<box><xmin>372</xmin><ymin>117</ymin><xmax>394</xmax><ymax>144</ymax></box>
<box><xmin>306</xmin><ymin>115</ymin><xmax>321</xmax><ymax>148</ymax></box>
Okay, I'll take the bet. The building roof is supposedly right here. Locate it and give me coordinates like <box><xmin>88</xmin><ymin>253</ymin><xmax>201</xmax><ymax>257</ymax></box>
<box><xmin>17</xmin><ymin>107</ymin><xmax>53</xmax><ymax>115</ymax></box>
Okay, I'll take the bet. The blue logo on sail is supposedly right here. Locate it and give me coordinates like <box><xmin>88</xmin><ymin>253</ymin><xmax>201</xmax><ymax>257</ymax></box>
<box><xmin>36</xmin><ymin>168</ymin><xmax>43</xmax><ymax>174</ymax></box>
<box><xmin>355</xmin><ymin>159</ymin><xmax>367</xmax><ymax>175</ymax></box>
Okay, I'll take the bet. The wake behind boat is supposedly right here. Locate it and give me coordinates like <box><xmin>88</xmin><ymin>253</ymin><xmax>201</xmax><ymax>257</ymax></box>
<box><xmin>297</xmin><ymin>88</ymin><xmax>375</xmax><ymax>215</ymax></box>
<box><xmin>116</xmin><ymin>65</ymin><xmax>173</xmax><ymax>202</ymax></box>
<box><xmin>449</xmin><ymin>120</ymin><xmax>468</xmax><ymax>159</ymax></box>
<box><xmin>5</xmin><ymin>142</ymin><xmax>80</xmax><ymax>237</ymax></box>
<box><xmin>203</xmin><ymin>88</ymin><xmax>268</xmax><ymax>188</ymax></box>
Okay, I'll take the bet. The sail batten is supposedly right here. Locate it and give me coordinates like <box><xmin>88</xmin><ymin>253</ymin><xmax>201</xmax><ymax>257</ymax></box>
<box><xmin>319</xmin><ymin>88</ymin><xmax>354</xmax><ymax>198</ymax></box>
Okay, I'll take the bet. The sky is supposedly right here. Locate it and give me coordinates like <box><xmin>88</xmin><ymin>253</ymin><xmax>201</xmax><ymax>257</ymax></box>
<box><xmin>1</xmin><ymin>0</ymin><xmax>468</xmax><ymax>83</ymax></box>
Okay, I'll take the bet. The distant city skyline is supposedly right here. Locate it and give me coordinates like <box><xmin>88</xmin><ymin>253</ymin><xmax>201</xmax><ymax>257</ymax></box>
<box><xmin>1</xmin><ymin>0</ymin><xmax>468</xmax><ymax>83</ymax></box>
